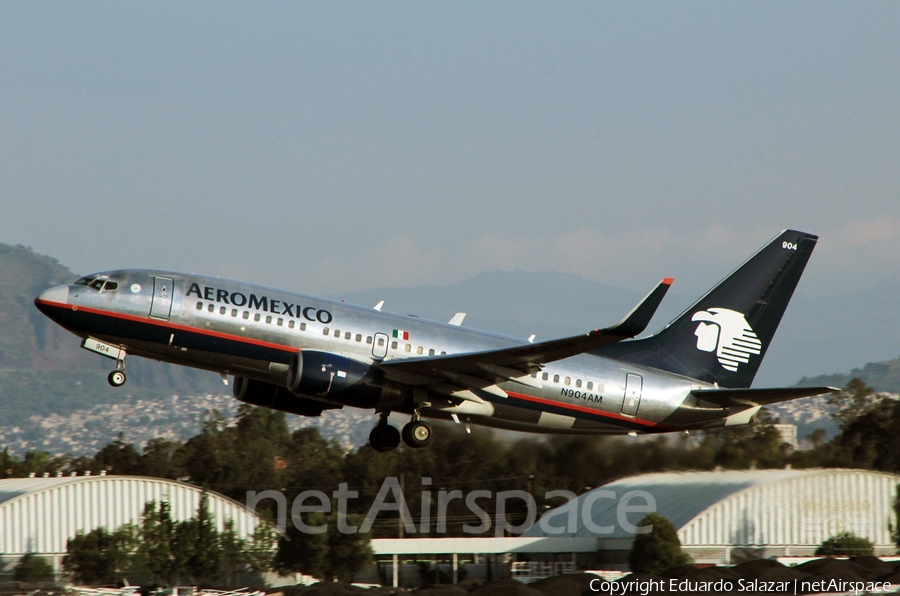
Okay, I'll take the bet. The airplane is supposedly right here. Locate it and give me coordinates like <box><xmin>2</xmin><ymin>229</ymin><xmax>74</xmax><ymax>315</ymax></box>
<box><xmin>34</xmin><ymin>230</ymin><xmax>835</xmax><ymax>452</ymax></box>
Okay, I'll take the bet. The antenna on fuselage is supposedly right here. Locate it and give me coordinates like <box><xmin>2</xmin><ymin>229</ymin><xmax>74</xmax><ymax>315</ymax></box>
<box><xmin>374</xmin><ymin>300</ymin><xmax>384</xmax><ymax>311</ymax></box>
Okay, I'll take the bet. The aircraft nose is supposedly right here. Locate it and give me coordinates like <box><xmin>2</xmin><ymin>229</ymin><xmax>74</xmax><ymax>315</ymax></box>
<box><xmin>35</xmin><ymin>285</ymin><xmax>69</xmax><ymax>306</ymax></box>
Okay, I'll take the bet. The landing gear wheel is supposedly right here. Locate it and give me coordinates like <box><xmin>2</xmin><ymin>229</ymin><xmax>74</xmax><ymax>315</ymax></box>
<box><xmin>108</xmin><ymin>370</ymin><xmax>127</xmax><ymax>387</ymax></box>
<box><xmin>402</xmin><ymin>420</ymin><xmax>433</xmax><ymax>448</ymax></box>
<box><xmin>369</xmin><ymin>425</ymin><xmax>401</xmax><ymax>452</ymax></box>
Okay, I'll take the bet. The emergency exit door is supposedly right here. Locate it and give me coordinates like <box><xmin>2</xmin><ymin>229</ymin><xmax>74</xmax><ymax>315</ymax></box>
<box><xmin>621</xmin><ymin>374</ymin><xmax>643</xmax><ymax>416</ymax></box>
<box><xmin>150</xmin><ymin>276</ymin><xmax>174</xmax><ymax>320</ymax></box>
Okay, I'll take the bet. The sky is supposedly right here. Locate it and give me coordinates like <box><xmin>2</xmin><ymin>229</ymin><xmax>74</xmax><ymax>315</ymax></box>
<box><xmin>2</xmin><ymin>2</ymin><xmax>900</xmax><ymax>302</ymax></box>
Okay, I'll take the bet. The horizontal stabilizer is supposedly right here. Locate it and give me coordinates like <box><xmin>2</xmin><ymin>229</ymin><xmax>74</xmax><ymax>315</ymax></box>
<box><xmin>692</xmin><ymin>386</ymin><xmax>838</xmax><ymax>407</ymax></box>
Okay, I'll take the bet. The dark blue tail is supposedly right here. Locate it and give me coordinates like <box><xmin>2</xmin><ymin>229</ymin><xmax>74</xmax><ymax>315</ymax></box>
<box><xmin>595</xmin><ymin>230</ymin><xmax>818</xmax><ymax>388</ymax></box>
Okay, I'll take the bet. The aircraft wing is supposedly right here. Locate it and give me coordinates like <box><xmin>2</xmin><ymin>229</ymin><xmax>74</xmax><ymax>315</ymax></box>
<box><xmin>691</xmin><ymin>386</ymin><xmax>838</xmax><ymax>407</ymax></box>
<box><xmin>379</xmin><ymin>278</ymin><xmax>673</xmax><ymax>385</ymax></box>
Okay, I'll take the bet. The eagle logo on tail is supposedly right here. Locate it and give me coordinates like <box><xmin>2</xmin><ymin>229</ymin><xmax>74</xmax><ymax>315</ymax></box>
<box><xmin>691</xmin><ymin>308</ymin><xmax>762</xmax><ymax>372</ymax></box>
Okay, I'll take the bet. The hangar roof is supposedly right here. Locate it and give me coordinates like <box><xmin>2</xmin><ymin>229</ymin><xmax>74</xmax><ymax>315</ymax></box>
<box><xmin>0</xmin><ymin>475</ymin><xmax>268</xmax><ymax>555</ymax></box>
<box><xmin>526</xmin><ymin>468</ymin><xmax>900</xmax><ymax>547</ymax></box>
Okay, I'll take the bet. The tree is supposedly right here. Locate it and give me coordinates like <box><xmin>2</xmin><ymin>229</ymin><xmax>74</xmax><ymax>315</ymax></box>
<box><xmin>219</xmin><ymin>519</ymin><xmax>245</xmax><ymax>585</ymax></box>
<box><xmin>274</xmin><ymin>512</ymin><xmax>371</xmax><ymax>581</ymax></box>
<box><xmin>137</xmin><ymin>500</ymin><xmax>175</xmax><ymax>584</ymax></box>
<box><xmin>815</xmin><ymin>531</ymin><xmax>874</xmax><ymax>556</ymax></box>
<box><xmin>894</xmin><ymin>483</ymin><xmax>900</xmax><ymax>552</ymax></box>
<box><xmin>274</xmin><ymin>513</ymin><xmax>329</xmax><ymax>578</ymax></box>
<box><xmin>170</xmin><ymin>492</ymin><xmax>221</xmax><ymax>584</ymax></box>
<box><xmin>13</xmin><ymin>552</ymin><xmax>54</xmax><ymax>585</ymax></box>
<box><xmin>628</xmin><ymin>513</ymin><xmax>691</xmax><ymax>574</ymax></box>
<box><xmin>64</xmin><ymin>525</ymin><xmax>139</xmax><ymax>584</ymax></box>
<box><xmin>325</xmin><ymin>514</ymin><xmax>373</xmax><ymax>582</ymax></box>
<box><xmin>245</xmin><ymin>515</ymin><xmax>277</xmax><ymax>574</ymax></box>
<box><xmin>827</xmin><ymin>378</ymin><xmax>879</xmax><ymax>430</ymax></box>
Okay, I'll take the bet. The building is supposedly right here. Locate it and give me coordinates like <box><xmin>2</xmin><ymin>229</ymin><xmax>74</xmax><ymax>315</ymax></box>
<box><xmin>525</xmin><ymin>468</ymin><xmax>900</xmax><ymax>568</ymax></box>
<box><xmin>0</xmin><ymin>474</ymin><xmax>269</xmax><ymax>576</ymax></box>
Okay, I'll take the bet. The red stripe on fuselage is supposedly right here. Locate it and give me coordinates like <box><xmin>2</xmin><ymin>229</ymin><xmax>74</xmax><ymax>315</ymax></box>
<box><xmin>504</xmin><ymin>389</ymin><xmax>667</xmax><ymax>430</ymax></box>
<box><xmin>34</xmin><ymin>299</ymin><xmax>297</xmax><ymax>354</ymax></box>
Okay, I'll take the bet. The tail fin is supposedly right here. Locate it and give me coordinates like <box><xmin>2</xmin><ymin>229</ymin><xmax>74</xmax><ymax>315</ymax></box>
<box><xmin>596</xmin><ymin>230</ymin><xmax>818</xmax><ymax>388</ymax></box>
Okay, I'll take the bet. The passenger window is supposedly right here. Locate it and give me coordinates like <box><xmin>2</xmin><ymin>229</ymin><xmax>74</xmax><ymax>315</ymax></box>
<box><xmin>416</xmin><ymin>346</ymin><xmax>423</xmax><ymax>355</ymax></box>
<box><xmin>553</xmin><ymin>374</ymin><xmax>560</xmax><ymax>383</ymax></box>
<box><xmin>405</xmin><ymin>344</ymin><xmax>411</xmax><ymax>353</ymax></box>
<box><xmin>334</xmin><ymin>329</ymin><xmax>341</xmax><ymax>337</ymax></box>
<box><xmin>242</xmin><ymin>311</ymin><xmax>249</xmax><ymax>319</ymax></box>
<box><xmin>441</xmin><ymin>351</ymin><xmax>447</xmax><ymax>355</ymax></box>
<box><xmin>277</xmin><ymin>318</ymin><xmax>283</xmax><ymax>326</ymax></box>
<box><xmin>542</xmin><ymin>372</ymin><xmax>549</xmax><ymax>381</ymax></box>
<box><xmin>323</xmin><ymin>327</ymin><xmax>330</xmax><ymax>335</ymax></box>
<box><xmin>254</xmin><ymin>313</ymin><xmax>261</xmax><ymax>322</ymax></box>
<box><xmin>196</xmin><ymin>302</ymin><xmax>203</xmax><ymax>310</ymax></box>
<box><xmin>564</xmin><ymin>377</ymin><xmax>570</xmax><ymax>386</ymax></box>
<box><xmin>356</xmin><ymin>334</ymin><xmax>362</xmax><ymax>342</ymax></box>
<box><xmin>231</xmin><ymin>309</ymin><xmax>238</xmax><ymax>317</ymax></box>
<box><xmin>366</xmin><ymin>336</ymin><xmax>373</xmax><ymax>344</ymax></box>
<box><xmin>391</xmin><ymin>341</ymin><xmax>398</xmax><ymax>349</ymax></box>
<box><xmin>429</xmin><ymin>348</ymin><xmax>435</xmax><ymax>356</ymax></box>
<box><xmin>265</xmin><ymin>315</ymin><xmax>272</xmax><ymax>324</ymax></box>
<box><xmin>587</xmin><ymin>381</ymin><xmax>593</xmax><ymax>390</ymax></box>
<box><xmin>208</xmin><ymin>304</ymin><xmax>215</xmax><ymax>313</ymax></box>
<box><xmin>576</xmin><ymin>379</ymin><xmax>582</xmax><ymax>388</ymax></box>
<box><xmin>220</xmin><ymin>306</ymin><xmax>226</xmax><ymax>315</ymax></box>
<box><xmin>377</xmin><ymin>337</ymin><xmax>385</xmax><ymax>346</ymax></box>
<box><xmin>288</xmin><ymin>320</ymin><xmax>295</xmax><ymax>329</ymax></box>
<box><xmin>299</xmin><ymin>322</ymin><xmax>306</xmax><ymax>331</ymax></box>
<box><xmin>345</xmin><ymin>332</ymin><xmax>351</xmax><ymax>340</ymax></box>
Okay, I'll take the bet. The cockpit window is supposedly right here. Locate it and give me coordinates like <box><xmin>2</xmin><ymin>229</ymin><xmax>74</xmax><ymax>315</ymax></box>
<box><xmin>76</xmin><ymin>276</ymin><xmax>118</xmax><ymax>292</ymax></box>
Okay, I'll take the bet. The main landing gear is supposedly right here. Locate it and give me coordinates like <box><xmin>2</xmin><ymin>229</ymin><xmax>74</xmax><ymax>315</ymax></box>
<box><xmin>107</xmin><ymin>356</ymin><xmax>127</xmax><ymax>387</ymax></box>
<box><xmin>368</xmin><ymin>410</ymin><xmax>433</xmax><ymax>452</ymax></box>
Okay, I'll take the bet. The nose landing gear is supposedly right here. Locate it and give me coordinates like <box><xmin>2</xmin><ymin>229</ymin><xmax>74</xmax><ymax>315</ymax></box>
<box><xmin>107</xmin><ymin>357</ymin><xmax>127</xmax><ymax>387</ymax></box>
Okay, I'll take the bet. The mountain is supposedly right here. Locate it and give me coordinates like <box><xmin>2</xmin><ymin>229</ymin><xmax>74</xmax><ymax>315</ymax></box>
<box><xmin>0</xmin><ymin>243</ymin><xmax>221</xmax><ymax>428</ymax></box>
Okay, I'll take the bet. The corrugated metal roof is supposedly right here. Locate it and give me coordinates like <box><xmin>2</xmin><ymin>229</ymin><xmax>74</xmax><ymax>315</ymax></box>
<box><xmin>526</xmin><ymin>468</ymin><xmax>900</xmax><ymax>547</ymax></box>
<box><xmin>0</xmin><ymin>476</ymin><xmax>269</xmax><ymax>555</ymax></box>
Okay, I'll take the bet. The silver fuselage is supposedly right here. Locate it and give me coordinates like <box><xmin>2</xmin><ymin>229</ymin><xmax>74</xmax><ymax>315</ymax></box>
<box><xmin>35</xmin><ymin>270</ymin><xmax>756</xmax><ymax>435</ymax></box>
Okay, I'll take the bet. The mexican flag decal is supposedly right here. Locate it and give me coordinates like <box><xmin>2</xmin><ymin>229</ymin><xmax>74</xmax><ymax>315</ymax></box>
<box><xmin>392</xmin><ymin>329</ymin><xmax>410</xmax><ymax>341</ymax></box>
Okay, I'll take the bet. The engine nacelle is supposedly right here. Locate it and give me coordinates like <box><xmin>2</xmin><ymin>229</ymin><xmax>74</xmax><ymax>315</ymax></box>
<box><xmin>286</xmin><ymin>350</ymin><xmax>407</xmax><ymax>409</ymax></box>
<box><xmin>233</xmin><ymin>376</ymin><xmax>339</xmax><ymax>417</ymax></box>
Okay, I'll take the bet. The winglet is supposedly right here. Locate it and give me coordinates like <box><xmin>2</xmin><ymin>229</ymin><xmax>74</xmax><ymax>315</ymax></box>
<box><xmin>605</xmin><ymin>278</ymin><xmax>673</xmax><ymax>338</ymax></box>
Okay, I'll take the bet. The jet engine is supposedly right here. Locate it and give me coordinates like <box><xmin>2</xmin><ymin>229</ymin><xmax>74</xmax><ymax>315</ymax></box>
<box><xmin>286</xmin><ymin>350</ymin><xmax>408</xmax><ymax>409</ymax></box>
<box><xmin>233</xmin><ymin>376</ymin><xmax>340</xmax><ymax>417</ymax></box>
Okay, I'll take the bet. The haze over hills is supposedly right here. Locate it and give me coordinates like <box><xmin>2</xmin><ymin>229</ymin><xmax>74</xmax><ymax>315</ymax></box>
<box><xmin>3</xmin><ymin>242</ymin><xmax>899</xmax><ymax>454</ymax></box>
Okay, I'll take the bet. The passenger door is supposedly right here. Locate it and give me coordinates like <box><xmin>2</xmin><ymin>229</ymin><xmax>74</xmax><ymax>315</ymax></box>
<box><xmin>150</xmin><ymin>276</ymin><xmax>174</xmax><ymax>320</ymax></box>
<box><xmin>621</xmin><ymin>373</ymin><xmax>643</xmax><ymax>416</ymax></box>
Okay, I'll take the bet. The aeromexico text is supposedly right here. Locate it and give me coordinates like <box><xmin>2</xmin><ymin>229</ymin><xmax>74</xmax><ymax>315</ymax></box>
<box><xmin>186</xmin><ymin>283</ymin><xmax>333</xmax><ymax>324</ymax></box>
